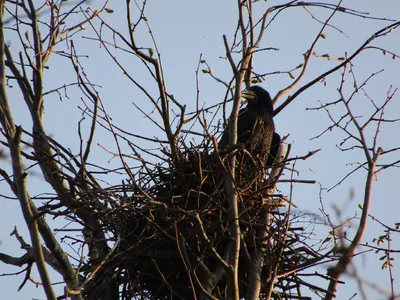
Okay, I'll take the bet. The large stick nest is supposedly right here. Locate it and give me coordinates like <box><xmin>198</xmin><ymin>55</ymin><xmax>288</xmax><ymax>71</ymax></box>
<box><xmin>79</xmin><ymin>139</ymin><xmax>324</xmax><ymax>299</ymax></box>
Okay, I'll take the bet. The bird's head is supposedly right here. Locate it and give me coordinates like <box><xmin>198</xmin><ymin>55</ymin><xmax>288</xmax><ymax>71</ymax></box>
<box><xmin>242</xmin><ymin>85</ymin><xmax>273</xmax><ymax>114</ymax></box>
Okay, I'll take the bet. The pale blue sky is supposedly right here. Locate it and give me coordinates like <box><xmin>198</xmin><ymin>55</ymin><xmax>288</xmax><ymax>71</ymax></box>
<box><xmin>1</xmin><ymin>1</ymin><xmax>399</xmax><ymax>299</ymax></box>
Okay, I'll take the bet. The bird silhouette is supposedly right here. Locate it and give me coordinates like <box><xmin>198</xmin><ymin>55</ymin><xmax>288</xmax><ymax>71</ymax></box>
<box><xmin>219</xmin><ymin>85</ymin><xmax>280</xmax><ymax>168</ymax></box>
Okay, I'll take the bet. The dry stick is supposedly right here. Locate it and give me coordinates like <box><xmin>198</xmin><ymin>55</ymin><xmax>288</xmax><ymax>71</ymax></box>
<box><xmin>1</xmin><ymin>91</ymin><xmax>59</xmax><ymax>293</ymax></box>
<box><xmin>274</xmin><ymin>20</ymin><xmax>400</xmax><ymax>116</ymax></box>
<box><xmin>87</xmin><ymin>4</ymin><xmax>182</xmax><ymax>169</ymax></box>
<box><xmin>174</xmin><ymin>223</ymin><xmax>198</xmax><ymax>300</ymax></box>
<box><xmin>69</xmin><ymin>45</ymin><xmax>98</xmax><ymax>166</ymax></box>
<box><xmin>125</xmin><ymin>2</ymin><xmax>181</xmax><ymax>169</ymax></box>
<box><xmin>81</xmin><ymin>10</ymin><xmax>163</xmax><ymax>119</ymax></box>
<box><xmin>194</xmin><ymin>214</ymin><xmax>231</xmax><ymax>271</ymax></box>
<box><xmin>245</xmin><ymin>144</ymin><xmax>288</xmax><ymax>300</ymax></box>
<box><xmin>176</xmin><ymin>229</ymin><xmax>221</xmax><ymax>300</ymax></box>
<box><xmin>265</xmin><ymin>159</ymin><xmax>296</xmax><ymax>299</ymax></box>
<box><xmin>238</xmin><ymin>0</ymin><xmax>251</xmax><ymax>87</ymax></box>
<box><xmin>386</xmin><ymin>233</ymin><xmax>396</xmax><ymax>298</ymax></box>
<box><xmin>54</xmin><ymin>0</ymin><xmax>108</xmax><ymax>48</ymax></box>
<box><xmin>223</xmin><ymin>31</ymin><xmax>243</xmax><ymax>300</ymax></box>
<box><xmin>26</xmin><ymin>0</ymin><xmax>44</xmax><ymax>113</ymax></box>
<box><xmin>2</xmin><ymin>136</ymin><xmax>85</xmax><ymax>297</ymax></box>
<box><xmin>151</xmin><ymin>259</ymin><xmax>187</xmax><ymax>300</ymax></box>
<box><xmin>324</xmin><ymin>108</ymin><xmax>383</xmax><ymax>299</ymax></box>
<box><xmin>77</xmin><ymin>239</ymin><xmax>120</xmax><ymax>292</ymax></box>
<box><xmin>5</xmin><ymin>3</ymin><xmax>109</xmax><ymax>298</ymax></box>
<box><xmin>273</xmin><ymin>0</ymin><xmax>344</xmax><ymax>109</ymax></box>
<box><xmin>0</xmin><ymin>2</ymin><xmax>56</xmax><ymax>299</ymax></box>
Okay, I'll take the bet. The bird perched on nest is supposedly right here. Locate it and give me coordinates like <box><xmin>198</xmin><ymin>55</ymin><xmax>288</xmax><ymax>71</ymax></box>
<box><xmin>219</xmin><ymin>85</ymin><xmax>281</xmax><ymax>168</ymax></box>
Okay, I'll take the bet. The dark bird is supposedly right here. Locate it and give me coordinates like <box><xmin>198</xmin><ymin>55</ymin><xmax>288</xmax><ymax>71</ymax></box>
<box><xmin>219</xmin><ymin>85</ymin><xmax>281</xmax><ymax>168</ymax></box>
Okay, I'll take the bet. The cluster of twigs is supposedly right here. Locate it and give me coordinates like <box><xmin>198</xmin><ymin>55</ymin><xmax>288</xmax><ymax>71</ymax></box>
<box><xmin>50</xmin><ymin>131</ymin><xmax>331</xmax><ymax>300</ymax></box>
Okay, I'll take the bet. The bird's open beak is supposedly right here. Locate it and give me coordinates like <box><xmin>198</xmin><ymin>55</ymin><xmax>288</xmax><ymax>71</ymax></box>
<box><xmin>241</xmin><ymin>89</ymin><xmax>257</xmax><ymax>101</ymax></box>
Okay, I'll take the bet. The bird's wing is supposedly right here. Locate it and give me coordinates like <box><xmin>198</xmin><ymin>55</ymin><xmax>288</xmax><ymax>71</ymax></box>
<box><xmin>219</xmin><ymin>104</ymin><xmax>280</xmax><ymax>169</ymax></box>
<box><xmin>237</xmin><ymin>108</ymin><xmax>260</xmax><ymax>145</ymax></box>
<box><xmin>266</xmin><ymin>132</ymin><xmax>281</xmax><ymax>168</ymax></box>
<box><xmin>219</xmin><ymin>108</ymin><xmax>257</xmax><ymax>148</ymax></box>
<box><xmin>247</xmin><ymin>110</ymin><xmax>274</xmax><ymax>155</ymax></box>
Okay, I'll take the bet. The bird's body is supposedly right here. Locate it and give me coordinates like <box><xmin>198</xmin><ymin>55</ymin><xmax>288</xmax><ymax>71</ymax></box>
<box><xmin>219</xmin><ymin>85</ymin><xmax>280</xmax><ymax>168</ymax></box>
